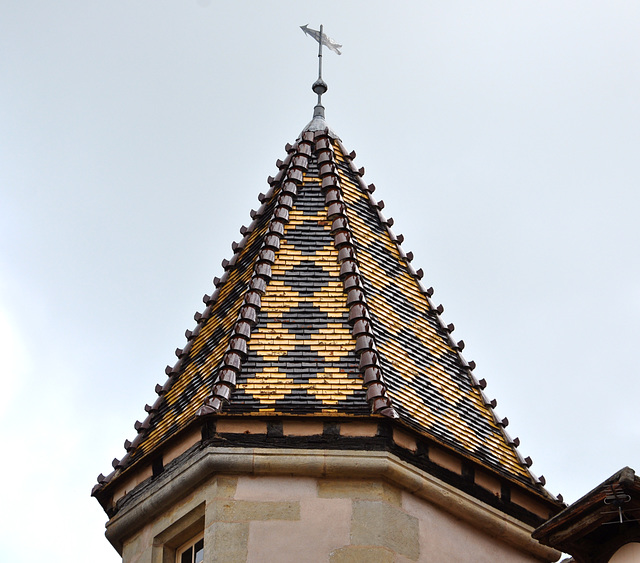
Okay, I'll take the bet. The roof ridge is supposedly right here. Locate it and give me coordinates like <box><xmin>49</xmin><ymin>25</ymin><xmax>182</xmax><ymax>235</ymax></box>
<box><xmin>197</xmin><ymin>133</ymin><xmax>315</xmax><ymax>414</ymax></box>
<box><xmin>330</xmin><ymin>138</ymin><xmax>552</xmax><ymax>496</ymax></box>
<box><xmin>314</xmin><ymin>128</ymin><xmax>397</xmax><ymax>418</ymax></box>
<box><xmin>92</xmin><ymin>146</ymin><xmax>297</xmax><ymax>492</ymax></box>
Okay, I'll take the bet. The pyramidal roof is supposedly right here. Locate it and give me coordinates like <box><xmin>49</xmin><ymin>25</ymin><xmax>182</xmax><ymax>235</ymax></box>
<box><xmin>93</xmin><ymin>107</ymin><xmax>552</xmax><ymax>504</ymax></box>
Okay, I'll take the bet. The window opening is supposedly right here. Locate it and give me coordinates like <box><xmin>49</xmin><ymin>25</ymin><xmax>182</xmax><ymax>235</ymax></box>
<box><xmin>177</xmin><ymin>534</ymin><xmax>204</xmax><ymax>563</ymax></box>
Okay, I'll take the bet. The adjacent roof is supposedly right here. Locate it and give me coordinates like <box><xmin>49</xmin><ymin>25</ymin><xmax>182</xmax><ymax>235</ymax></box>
<box><xmin>533</xmin><ymin>467</ymin><xmax>640</xmax><ymax>562</ymax></box>
<box><xmin>93</xmin><ymin>114</ymin><xmax>550</xmax><ymax>500</ymax></box>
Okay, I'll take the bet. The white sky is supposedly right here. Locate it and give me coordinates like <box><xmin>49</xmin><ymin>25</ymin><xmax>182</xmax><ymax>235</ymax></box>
<box><xmin>1</xmin><ymin>2</ymin><xmax>639</xmax><ymax>561</ymax></box>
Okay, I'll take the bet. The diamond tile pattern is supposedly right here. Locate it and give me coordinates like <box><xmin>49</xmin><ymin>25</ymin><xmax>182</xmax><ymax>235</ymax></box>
<box><xmin>96</xmin><ymin>126</ymin><xmax>538</xmax><ymax>494</ymax></box>
<box><xmin>226</xmin><ymin>162</ymin><xmax>368</xmax><ymax>415</ymax></box>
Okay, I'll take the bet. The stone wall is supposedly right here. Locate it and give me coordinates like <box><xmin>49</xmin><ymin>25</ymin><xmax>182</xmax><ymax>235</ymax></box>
<box><xmin>121</xmin><ymin>473</ymin><xmax>551</xmax><ymax>562</ymax></box>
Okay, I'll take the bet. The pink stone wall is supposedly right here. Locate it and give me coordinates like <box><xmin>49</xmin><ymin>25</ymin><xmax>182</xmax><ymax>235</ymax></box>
<box><xmin>402</xmin><ymin>491</ymin><xmax>545</xmax><ymax>563</ymax></box>
<box><xmin>120</xmin><ymin>474</ymin><xmax>550</xmax><ymax>562</ymax></box>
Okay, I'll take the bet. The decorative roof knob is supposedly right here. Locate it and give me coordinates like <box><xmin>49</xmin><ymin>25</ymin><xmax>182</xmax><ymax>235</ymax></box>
<box><xmin>312</xmin><ymin>78</ymin><xmax>327</xmax><ymax>96</ymax></box>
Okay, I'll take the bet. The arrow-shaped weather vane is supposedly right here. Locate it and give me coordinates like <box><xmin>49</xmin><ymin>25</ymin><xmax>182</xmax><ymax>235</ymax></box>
<box><xmin>300</xmin><ymin>24</ymin><xmax>343</xmax><ymax>56</ymax></box>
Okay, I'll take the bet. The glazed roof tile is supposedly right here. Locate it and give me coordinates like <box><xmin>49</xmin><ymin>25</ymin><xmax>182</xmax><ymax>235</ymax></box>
<box><xmin>94</xmin><ymin>121</ymin><xmax>547</xmax><ymax>497</ymax></box>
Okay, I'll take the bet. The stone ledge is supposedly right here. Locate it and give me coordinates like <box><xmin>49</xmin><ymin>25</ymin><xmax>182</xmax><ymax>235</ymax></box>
<box><xmin>105</xmin><ymin>446</ymin><xmax>560</xmax><ymax>561</ymax></box>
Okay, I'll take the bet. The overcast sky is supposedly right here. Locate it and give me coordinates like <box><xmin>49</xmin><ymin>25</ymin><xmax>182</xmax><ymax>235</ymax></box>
<box><xmin>1</xmin><ymin>2</ymin><xmax>639</xmax><ymax>561</ymax></box>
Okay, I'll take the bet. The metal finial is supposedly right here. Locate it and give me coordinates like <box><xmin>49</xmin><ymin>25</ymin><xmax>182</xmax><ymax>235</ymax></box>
<box><xmin>300</xmin><ymin>24</ymin><xmax>342</xmax><ymax>119</ymax></box>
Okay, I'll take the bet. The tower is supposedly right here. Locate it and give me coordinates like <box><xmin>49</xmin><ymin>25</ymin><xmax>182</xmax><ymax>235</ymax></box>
<box><xmin>92</xmin><ymin>28</ymin><xmax>563</xmax><ymax>562</ymax></box>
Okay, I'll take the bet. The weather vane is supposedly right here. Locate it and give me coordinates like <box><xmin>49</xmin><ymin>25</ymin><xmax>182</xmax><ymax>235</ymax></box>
<box><xmin>300</xmin><ymin>24</ymin><xmax>342</xmax><ymax>119</ymax></box>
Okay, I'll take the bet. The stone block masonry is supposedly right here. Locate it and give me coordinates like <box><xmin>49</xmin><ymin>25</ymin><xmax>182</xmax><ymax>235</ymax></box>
<box><xmin>119</xmin><ymin>470</ymin><xmax>552</xmax><ymax>562</ymax></box>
